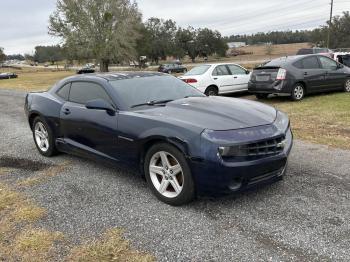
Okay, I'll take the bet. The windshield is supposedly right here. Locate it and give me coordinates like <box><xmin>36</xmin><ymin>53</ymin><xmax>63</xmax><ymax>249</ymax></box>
<box><xmin>184</xmin><ymin>65</ymin><xmax>211</xmax><ymax>76</ymax></box>
<box><xmin>110</xmin><ymin>75</ymin><xmax>205</xmax><ymax>110</ymax></box>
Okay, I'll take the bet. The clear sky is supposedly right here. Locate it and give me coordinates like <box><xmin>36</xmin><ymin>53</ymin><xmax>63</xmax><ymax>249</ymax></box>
<box><xmin>0</xmin><ymin>0</ymin><xmax>349</xmax><ymax>54</ymax></box>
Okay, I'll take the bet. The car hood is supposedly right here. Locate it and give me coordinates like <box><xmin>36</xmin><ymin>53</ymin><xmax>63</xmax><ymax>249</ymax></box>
<box><xmin>135</xmin><ymin>96</ymin><xmax>277</xmax><ymax>131</ymax></box>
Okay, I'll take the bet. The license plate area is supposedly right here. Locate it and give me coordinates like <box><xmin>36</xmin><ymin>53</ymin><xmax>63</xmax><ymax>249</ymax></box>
<box><xmin>256</xmin><ymin>75</ymin><xmax>270</xmax><ymax>82</ymax></box>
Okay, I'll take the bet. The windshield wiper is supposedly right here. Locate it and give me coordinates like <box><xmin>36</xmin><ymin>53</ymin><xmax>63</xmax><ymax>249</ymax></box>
<box><xmin>131</xmin><ymin>99</ymin><xmax>174</xmax><ymax>108</ymax></box>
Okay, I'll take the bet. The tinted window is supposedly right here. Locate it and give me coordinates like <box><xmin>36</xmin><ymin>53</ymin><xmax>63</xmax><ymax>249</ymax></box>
<box><xmin>184</xmin><ymin>65</ymin><xmax>211</xmax><ymax>76</ymax></box>
<box><xmin>227</xmin><ymin>64</ymin><xmax>246</xmax><ymax>75</ymax></box>
<box><xmin>293</xmin><ymin>60</ymin><xmax>303</xmax><ymax>69</ymax></box>
<box><xmin>56</xmin><ymin>83</ymin><xmax>70</xmax><ymax>100</ymax></box>
<box><xmin>110</xmin><ymin>75</ymin><xmax>205</xmax><ymax>109</ymax></box>
<box><xmin>69</xmin><ymin>82</ymin><xmax>112</xmax><ymax>105</ymax></box>
<box><xmin>301</xmin><ymin>57</ymin><xmax>320</xmax><ymax>69</ymax></box>
<box><xmin>212</xmin><ymin>65</ymin><xmax>230</xmax><ymax>76</ymax></box>
<box><xmin>319</xmin><ymin>56</ymin><xmax>337</xmax><ymax>70</ymax></box>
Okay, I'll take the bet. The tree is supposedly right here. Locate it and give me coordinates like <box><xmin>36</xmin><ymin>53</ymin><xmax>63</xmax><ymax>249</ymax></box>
<box><xmin>142</xmin><ymin>17</ymin><xmax>178</xmax><ymax>64</ymax></box>
<box><xmin>0</xmin><ymin>48</ymin><xmax>6</xmax><ymax>64</ymax></box>
<box><xmin>49</xmin><ymin>0</ymin><xmax>142</xmax><ymax>72</ymax></box>
<box><xmin>34</xmin><ymin>45</ymin><xmax>64</xmax><ymax>64</ymax></box>
<box><xmin>6</xmin><ymin>54</ymin><xmax>25</xmax><ymax>61</ymax></box>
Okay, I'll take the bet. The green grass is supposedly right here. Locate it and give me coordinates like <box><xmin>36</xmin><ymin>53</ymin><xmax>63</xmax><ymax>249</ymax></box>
<box><xmin>250</xmin><ymin>92</ymin><xmax>350</xmax><ymax>149</ymax></box>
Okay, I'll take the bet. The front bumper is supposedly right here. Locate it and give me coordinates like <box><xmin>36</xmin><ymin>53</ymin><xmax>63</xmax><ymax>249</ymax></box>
<box><xmin>190</xmin><ymin>127</ymin><xmax>293</xmax><ymax>196</ymax></box>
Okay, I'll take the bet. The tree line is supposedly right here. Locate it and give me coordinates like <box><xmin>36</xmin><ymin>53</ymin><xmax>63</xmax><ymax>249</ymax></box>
<box><xmin>225</xmin><ymin>11</ymin><xmax>350</xmax><ymax>48</ymax></box>
<box><xmin>1</xmin><ymin>0</ymin><xmax>349</xmax><ymax>72</ymax></box>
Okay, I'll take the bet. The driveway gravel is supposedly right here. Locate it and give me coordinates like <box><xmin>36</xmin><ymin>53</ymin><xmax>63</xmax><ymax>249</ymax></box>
<box><xmin>0</xmin><ymin>88</ymin><xmax>349</xmax><ymax>261</ymax></box>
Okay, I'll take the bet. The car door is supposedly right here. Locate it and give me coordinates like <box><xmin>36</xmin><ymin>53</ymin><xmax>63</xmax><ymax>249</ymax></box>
<box><xmin>211</xmin><ymin>65</ymin><xmax>234</xmax><ymax>93</ymax></box>
<box><xmin>60</xmin><ymin>81</ymin><xmax>119</xmax><ymax>160</ymax></box>
<box><xmin>227</xmin><ymin>64</ymin><xmax>250</xmax><ymax>91</ymax></box>
<box><xmin>298</xmin><ymin>56</ymin><xmax>327</xmax><ymax>92</ymax></box>
<box><xmin>318</xmin><ymin>56</ymin><xmax>345</xmax><ymax>89</ymax></box>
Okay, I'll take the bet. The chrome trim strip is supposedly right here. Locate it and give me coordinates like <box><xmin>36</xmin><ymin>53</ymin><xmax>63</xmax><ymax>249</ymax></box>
<box><xmin>118</xmin><ymin>135</ymin><xmax>134</xmax><ymax>142</ymax></box>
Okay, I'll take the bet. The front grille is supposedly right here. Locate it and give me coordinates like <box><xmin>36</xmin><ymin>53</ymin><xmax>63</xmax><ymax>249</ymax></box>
<box><xmin>242</xmin><ymin>136</ymin><xmax>285</xmax><ymax>157</ymax></box>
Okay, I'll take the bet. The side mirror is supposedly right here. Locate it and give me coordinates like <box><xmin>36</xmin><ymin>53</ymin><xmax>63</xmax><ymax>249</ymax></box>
<box><xmin>86</xmin><ymin>99</ymin><xmax>116</xmax><ymax>115</ymax></box>
<box><xmin>337</xmin><ymin>63</ymin><xmax>344</xmax><ymax>69</ymax></box>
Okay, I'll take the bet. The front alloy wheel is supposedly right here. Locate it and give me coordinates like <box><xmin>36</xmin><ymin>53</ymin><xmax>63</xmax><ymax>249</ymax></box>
<box><xmin>291</xmin><ymin>84</ymin><xmax>305</xmax><ymax>101</ymax></box>
<box><xmin>149</xmin><ymin>151</ymin><xmax>184</xmax><ymax>198</ymax></box>
<box><xmin>344</xmin><ymin>79</ymin><xmax>350</xmax><ymax>92</ymax></box>
<box><xmin>144</xmin><ymin>143</ymin><xmax>195</xmax><ymax>205</ymax></box>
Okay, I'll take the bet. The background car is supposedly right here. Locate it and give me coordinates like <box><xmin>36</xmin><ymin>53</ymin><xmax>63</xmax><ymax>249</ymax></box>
<box><xmin>25</xmin><ymin>72</ymin><xmax>292</xmax><ymax>206</ymax></box>
<box><xmin>334</xmin><ymin>52</ymin><xmax>350</xmax><ymax>67</ymax></box>
<box><xmin>248</xmin><ymin>54</ymin><xmax>350</xmax><ymax>101</ymax></box>
<box><xmin>179</xmin><ymin>63</ymin><xmax>251</xmax><ymax>96</ymax></box>
<box><xmin>296</xmin><ymin>48</ymin><xmax>334</xmax><ymax>59</ymax></box>
<box><xmin>77</xmin><ymin>67</ymin><xmax>95</xmax><ymax>74</ymax></box>
<box><xmin>0</xmin><ymin>72</ymin><xmax>18</xmax><ymax>79</ymax></box>
<box><xmin>158</xmin><ymin>63</ymin><xmax>187</xmax><ymax>74</ymax></box>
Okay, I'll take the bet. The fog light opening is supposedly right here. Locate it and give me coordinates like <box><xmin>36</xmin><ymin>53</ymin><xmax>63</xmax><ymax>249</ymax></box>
<box><xmin>228</xmin><ymin>178</ymin><xmax>243</xmax><ymax>191</ymax></box>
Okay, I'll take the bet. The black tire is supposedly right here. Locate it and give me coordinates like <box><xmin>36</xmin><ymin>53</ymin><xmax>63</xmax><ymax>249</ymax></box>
<box><xmin>205</xmin><ymin>86</ymin><xmax>218</xmax><ymax>96</ymax></box>
<box><xmin>291</xmin><ymin>83</ymin><xmax>305</xmax><ymax>101</ymax></box>
<box><xmin>255</xmin><ymin>94</ymin><xmax>269</xmax><ymax>99</ymax></box>
<box><xmin>144</xmin><ymin>143</ymin><xmax>195</xmax><ymax>206</ymax></box>
<box><xmin>32</xmin><ymin>116</ymin><xmax>58</xmax><ymax>157</ymax></box>
<box><xmin>344</xmin><ymin>78</ymin><xmax>350</xmax><ymax>92</ymax></box>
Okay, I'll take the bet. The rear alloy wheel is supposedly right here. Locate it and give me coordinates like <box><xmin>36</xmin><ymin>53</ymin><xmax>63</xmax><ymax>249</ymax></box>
<box><xmin>168</xmin><ymin>70</ymin><xmax>172</xmax><ymax>74</ymax></box>
<box><xmin>144</xmin><ymin>143</ymin><xmax>195</xmax><ymax>206</ymax></box>
<box><xmin>32</xmin><ymin>117</ymin><xmax>57</xmax><ymax>157</ymax></box>
<box><xmin>344</xmin><ymin>79</ymin><xmax>350</xmax><ymax>92</ymax></box>
<box><xmin>205</xmin><ymin>86</ymin><xmax>218</xmax><ymax>96</ymax></box>
<box><xmin>255</xmin><ymin>94</ymin><xmax>269</xmax><ymax>99</ymax></box>
<box><xmin>291</xmin><ymin>84</ymin><xmax>305</xmax><ymax>101</ymax></box>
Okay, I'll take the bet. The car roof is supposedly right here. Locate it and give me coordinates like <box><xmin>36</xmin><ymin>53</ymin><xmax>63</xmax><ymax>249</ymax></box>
<box><xmin>66</xmin><ymin>71</ymin><xmax>165</xmax><ymax>81</ymax></box>
<box><xmin>263</xmin><ymin>54</ymin><xmax>321</xmax><ymax>67</ymax></box>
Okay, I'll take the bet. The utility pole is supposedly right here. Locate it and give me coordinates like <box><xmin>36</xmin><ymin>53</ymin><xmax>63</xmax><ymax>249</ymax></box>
<box><xmin>327</xmin><ymin>0</ymin><xmax>334</xmax><ymax>48</ymax></box>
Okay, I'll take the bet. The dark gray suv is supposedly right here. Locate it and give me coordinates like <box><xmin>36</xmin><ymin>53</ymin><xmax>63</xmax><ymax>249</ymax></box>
<box><xmin>248</xmin><ymin>54</ymin><xmax>350</xmax><ymax>101</ymax></box>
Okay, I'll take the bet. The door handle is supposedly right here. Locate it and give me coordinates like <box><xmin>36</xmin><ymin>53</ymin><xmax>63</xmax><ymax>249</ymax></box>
<box><xmin>213</xmin><ymin>77</ymin><xmax>218</xmax><ymax>80</ymax></box>
<box><xmin>233</xmin><ymin>76</ymin><xmax>238</xmax><ymax>79</ymax></box>
<box><xmin>304</xmin><ymin>72</ymin><xmax>308</xmax><ymax>76</ymax></box>
<box><xmin>64</xmin><ymin>108</ymin><xmax>71</xmax><ymax>115</ymax></box>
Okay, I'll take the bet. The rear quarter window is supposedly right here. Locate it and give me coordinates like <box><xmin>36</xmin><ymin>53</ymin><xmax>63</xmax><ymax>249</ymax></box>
<box><xmin>56</xmin><ymin>83</ymin><xmax>71</xmax><ymax>100</ymax></box>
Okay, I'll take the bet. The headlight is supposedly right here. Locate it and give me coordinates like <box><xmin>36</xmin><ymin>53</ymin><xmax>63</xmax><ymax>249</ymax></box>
<box><xmin>274</xmin><ymin>110</ymin><xmax>289</xmax><ymax>133</ymax></box>
<box><xmin>218</xmin><ymin>145</ymin><xmax>247</xmax><ymax>157</ymax></box>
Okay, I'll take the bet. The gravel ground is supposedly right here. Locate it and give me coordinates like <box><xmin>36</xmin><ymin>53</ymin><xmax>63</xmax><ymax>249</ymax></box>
<box><xmin>0</xmin><ymin>88</ymin><xmax>349</xmax><ymax>261</ymax></box>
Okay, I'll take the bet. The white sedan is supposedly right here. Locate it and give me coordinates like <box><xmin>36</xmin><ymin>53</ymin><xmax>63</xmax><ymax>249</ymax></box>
<box><xmin>179</xmin><ymin>63</ymin><xmax>251</xmax><ymax>96</ymax></box>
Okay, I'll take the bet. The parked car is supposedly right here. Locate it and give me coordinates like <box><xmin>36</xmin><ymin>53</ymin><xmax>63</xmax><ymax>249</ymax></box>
<box><xmin>248</xmin><ymin>54</ymin><xmax>350</xmax><ymax>101</ymax></box>
<box><xmin>0</xmin><ymin>72</ymin><xmax>18</xmax><ymax>79</ymax></box>
<box><xmin>25</xmin><ymin>72</ymin><xmax>293</xmax><ymax>206</ymax></box>
<box><xmin>158</xmin><ymin>63</ymin><xmax>187</xmax><ymax>74</ymax></box>
<box><xmin>296</xmin><ymin>48</ymin><xmax>334</xmax><ymax>59</ymax></box>
<box><xmin>334</xmin><ymin>52</ymin><xmax>350</xmax><ymax>67</ymax></box>
<box><xmin>179</xmin><ymin>63</ymin><xmax>251</xmax><ymax>96</ymax></box>
<box><xmin>77</xmin><ymin>67</ymin><xmax>95</xmax><ymax>74</ymax></box>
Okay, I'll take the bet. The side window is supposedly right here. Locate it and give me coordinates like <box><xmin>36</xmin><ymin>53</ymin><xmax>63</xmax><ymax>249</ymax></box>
<box><xmin>293</xmin><ymin>60</ymin><xmax>303</xmax><ymax>69</ymax></box>
<box><xmin>56</xmin><ymin>83</ymin><xmax>71</xmax><ymax>100</ymax></box>
<box><xmin>301</xmin><ymin>57</ymin><xmax>320</xmax><ymax>69</ymax></box>
<box><xmin>212</xmin><ymin>65</ymin><xmax>230</xmax><ymax>76</ymax></box>
<box><xmin>227</xmin><ymin>64</ymin><xmax>246</xmax><ymax>75</ymax></box>
<box><xmin>69</xmin><ymin>82</ymin><xmax>113</xmax><ymax>105</ymax></box>
<box><xmin>319</xmin><ymin>56</ymin><xmax>337</xmax><ymax>70</ymax></box>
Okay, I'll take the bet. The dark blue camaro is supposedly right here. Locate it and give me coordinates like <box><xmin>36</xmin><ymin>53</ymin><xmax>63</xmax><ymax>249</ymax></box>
<box><xmin>25</xmin><ymin>72</ymin><xmax>293</xmax><ymax>205</ymax></box>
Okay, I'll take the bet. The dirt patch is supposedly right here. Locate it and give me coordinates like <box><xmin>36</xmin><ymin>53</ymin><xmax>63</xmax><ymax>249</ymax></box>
<box><xmin>0</xmin><ymin>156</ymin><xmax>50</xmax><ymax>172</ymax></box>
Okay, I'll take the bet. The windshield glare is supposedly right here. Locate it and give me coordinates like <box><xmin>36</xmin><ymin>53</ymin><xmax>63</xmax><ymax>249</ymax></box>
<box><xmin>110</xmin><ymin>75</ymin><xmax>205</xmax><ymax>109</ymax></box>
<box><xmin>184</xmin><ymin>65</ymin><xmax>211</xmax><ymax>76</ymax></box>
